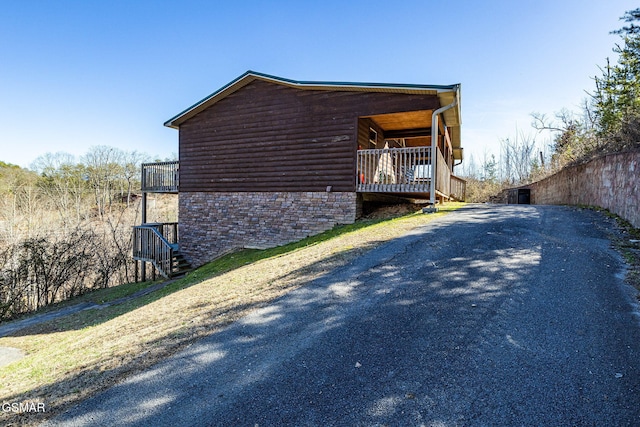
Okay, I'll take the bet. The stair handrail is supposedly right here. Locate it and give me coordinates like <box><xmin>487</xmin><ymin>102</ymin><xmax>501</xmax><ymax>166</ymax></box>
<box><xmin>132</xmin><ymin>224</ymin><xmax>175</xmax><ymax>279</ymax></box>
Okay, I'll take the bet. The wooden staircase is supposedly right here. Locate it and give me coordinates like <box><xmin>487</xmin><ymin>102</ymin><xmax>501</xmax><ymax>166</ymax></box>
<box><xmin>133</xmin><ymin>223</ymin><xmax>191</xmax><ymax>279</ymax></box>
<box><xmin>170</xmin><ymin>249</ymin><xmax>192</xmax><ymax>277</ymax></box>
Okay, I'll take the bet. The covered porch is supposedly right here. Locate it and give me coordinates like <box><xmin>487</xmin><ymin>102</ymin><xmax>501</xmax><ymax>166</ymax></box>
<box><xmin>356</xmin><ymin>145</ymin><xmax>466</xmax><ymax>202</ymax></box>
<box><xmin>356</xmin><ymin>93</ymin><xmax>465</xmax><ymax>203</ymax></box>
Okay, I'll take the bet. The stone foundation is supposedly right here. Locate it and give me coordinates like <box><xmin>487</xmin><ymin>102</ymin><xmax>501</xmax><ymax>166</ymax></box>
<box><xmin>179</xmin><ymin>192</ymin><xmax>359</xmax><ymax>267</ymax></box>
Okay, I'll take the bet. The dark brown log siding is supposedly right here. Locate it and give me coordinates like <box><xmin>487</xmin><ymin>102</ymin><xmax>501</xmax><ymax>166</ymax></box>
<box><xmin>358</xmin><ymin>118</ymin><xmax>385</xmax><ymax>150</ymax></box>
<box><xmin>179</xmin><ymin>80</ymin><xmax>440</xmax><ymax>192</ymax></box>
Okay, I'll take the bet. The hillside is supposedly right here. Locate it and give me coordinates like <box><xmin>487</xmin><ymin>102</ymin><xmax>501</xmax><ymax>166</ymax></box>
<box><xmin>0</xmin><ymin>203</ymin><xmax>463</xmax><ymax>425</ymax></box>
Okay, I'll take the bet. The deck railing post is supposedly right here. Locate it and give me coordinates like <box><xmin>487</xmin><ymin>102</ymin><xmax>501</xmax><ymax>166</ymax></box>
<box><xmin>141</xmin><ymin>193</ymin><xmax>147</xmax><ymax>224</ymax></box>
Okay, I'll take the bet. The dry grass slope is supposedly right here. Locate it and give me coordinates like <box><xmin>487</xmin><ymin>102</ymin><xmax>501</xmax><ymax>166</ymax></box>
<box><xmin>0</xmin><ymin>203</ymin><xmax>464</xmax><ymax>426</ymax></box>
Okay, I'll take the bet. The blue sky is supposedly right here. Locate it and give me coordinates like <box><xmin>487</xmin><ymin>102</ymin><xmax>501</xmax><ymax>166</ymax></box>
<box><xmin>0</xmin><ymin>0</ymin><xmax>637</xmax><ymax>168</ymax></box>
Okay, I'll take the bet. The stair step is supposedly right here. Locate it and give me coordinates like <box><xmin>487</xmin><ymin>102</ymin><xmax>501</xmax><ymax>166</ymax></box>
<box><xmin>169</xmin><ymin>250</ymin><xmax>192</xmax><ymax>277</ymax></box>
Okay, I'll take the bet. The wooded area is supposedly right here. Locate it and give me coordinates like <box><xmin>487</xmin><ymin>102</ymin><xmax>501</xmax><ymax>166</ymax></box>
<box><xmin>0</xmin><ymin>146</ymin><xmax>176</xmax><ymax>320</ymax></box>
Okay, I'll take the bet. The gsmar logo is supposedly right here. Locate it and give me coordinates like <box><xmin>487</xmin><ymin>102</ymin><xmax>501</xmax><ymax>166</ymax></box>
<box><xmin>2</xmin><ymin>401</ymin><xmax>46</xmax><ymax>413</ymax></box>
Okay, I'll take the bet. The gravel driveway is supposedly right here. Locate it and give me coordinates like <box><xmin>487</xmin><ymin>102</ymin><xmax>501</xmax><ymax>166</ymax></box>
<box><xmin>46</xmin><ymin>204</ymin><xmax>640</xmax><ymax>426</ymax></box>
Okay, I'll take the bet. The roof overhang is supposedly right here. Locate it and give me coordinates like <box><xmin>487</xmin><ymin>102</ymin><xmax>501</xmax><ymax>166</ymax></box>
<box><xmin>164</xmin><ymin>70</ymin><xmax>462</xmax><ymax>159</ymax></box>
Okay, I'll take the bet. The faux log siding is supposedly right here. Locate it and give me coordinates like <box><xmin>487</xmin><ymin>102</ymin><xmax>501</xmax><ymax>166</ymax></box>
<box><xmin>179</xmin><ymin>80</ymin><xmax>440</xmax><ymax>192</ymax></box>
<box><xmin>358</xmin><ymin>118</ymin><xmax>385</xmax><ymax>150</ymax></box>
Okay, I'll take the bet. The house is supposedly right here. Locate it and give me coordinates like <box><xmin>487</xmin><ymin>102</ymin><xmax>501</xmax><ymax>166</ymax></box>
<box><xmin>133</xmin><ymin>71</ymin><xmax>465</xmax><ymax>276</ymax></box>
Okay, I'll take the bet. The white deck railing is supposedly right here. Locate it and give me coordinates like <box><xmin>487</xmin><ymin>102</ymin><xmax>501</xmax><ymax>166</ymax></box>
<box><xmin>356</xmin><ymin>146</ymin><xmax>465</xmax><ymax>200</ymax></box>
<box><xmin>356</xmin><ymin>146</ymin><xmax>432</xmax><ymax>193</ymax></box>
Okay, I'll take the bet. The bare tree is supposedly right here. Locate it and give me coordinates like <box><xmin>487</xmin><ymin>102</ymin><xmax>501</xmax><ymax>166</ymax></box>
<box><xmin>532</xmin><ymin>108</ymin><xmax>601</xmax><ymax>167</ymax></box>
<box><xmin>0</xmin><ymin>145</ymin><xmax>164</xmax><ymax>319</ymax></box>
<box><xmin>82</xmin><ymin>146</ymin><xmax>125</xmax><ymax>218</ymax></box>
<box><xmin>122</xmin><ymin>151</ymin><xmax>148</xmax><ymax>207</ymax></box>
<box><xmin>32</xmin><ymin>152</ymin><xmax>89</xmax><ymax>227</ymax></box>
<box><xmin>500</xmin><ymin>131</ymin><xmax>538</xmax><ymax>184</ymax></box>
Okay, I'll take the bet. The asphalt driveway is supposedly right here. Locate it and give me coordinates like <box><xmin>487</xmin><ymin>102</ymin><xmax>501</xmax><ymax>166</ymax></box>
<box><xmin>47</xmin><ymin>204</ymin><xmax>640</xmax><ymax>426</ymax></box>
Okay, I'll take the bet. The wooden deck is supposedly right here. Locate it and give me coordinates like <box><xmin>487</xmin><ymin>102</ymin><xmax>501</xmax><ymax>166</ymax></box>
<box><xmin>142</xmin><ymin>152</ymin><xmax>465</xmax><ymax>201</ymax></box>
<box><xmin>356</xmin><ymin>146</ymin><xmax>465</xmax><ymax>201</ymax></box>
<box><xmin>141</xmin><ymin>161</ymin><xmax>179</xmax><ymax>193</ymax></box>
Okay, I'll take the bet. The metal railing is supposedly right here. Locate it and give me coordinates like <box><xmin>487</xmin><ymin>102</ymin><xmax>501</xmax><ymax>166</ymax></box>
<box><xmin>141</xmin><ymin>161</ymin><xmax>179</xmax><ymax>193</ymax></box>
<box><xmin>132</xmin><ymin>223</ymin><xmax>178</xmax><ymax>279</ymax></box>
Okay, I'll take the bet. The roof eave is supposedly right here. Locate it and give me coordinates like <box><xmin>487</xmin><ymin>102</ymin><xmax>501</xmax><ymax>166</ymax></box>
<box><xmin>164</xmin><ymin>70</ymin><xmax>258</xmax><ymax>129</ymax></box>
<box><xmin>164</xmin><ymin>71</ymin><xmax>461</xmax><ymax>129</ymax></box>
<box><xmin>436</xmin><ymin>85</ymin><xmax>462</xmax><ymax>159</ymax></box>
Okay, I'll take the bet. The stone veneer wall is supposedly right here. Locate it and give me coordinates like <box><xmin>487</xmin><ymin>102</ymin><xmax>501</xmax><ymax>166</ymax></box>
<box><xmin>179</xmin><ymin>191</ymin><xmax>359</xmax><ymax>267</ymax></box>
<box><xmin>528</xmin><ymin>149</ymin><xmax>639</xmax><ymax>228</ymax></box>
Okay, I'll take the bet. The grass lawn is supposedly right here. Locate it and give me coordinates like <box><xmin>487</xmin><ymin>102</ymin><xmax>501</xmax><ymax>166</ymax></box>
<box><xmin>0</xmin><ymin>203</ymin><xmax>464</xmax><ymax>425</ymax></box>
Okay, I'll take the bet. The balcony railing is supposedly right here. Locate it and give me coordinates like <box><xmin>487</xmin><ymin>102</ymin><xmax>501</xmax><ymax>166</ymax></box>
<box><xmin>356</xmin><ymin>146</ymin><xmax>465</xmax><ymax>201</ymax></box>
<box><xmin>357</xmin><ymin>146</ymin><xmax>432</xmax><ymax>193</ymax></box>
<box><xmin>141</xmin><ymin>161</ymin><xmax>179</xmax><ymax>193</ymax></box>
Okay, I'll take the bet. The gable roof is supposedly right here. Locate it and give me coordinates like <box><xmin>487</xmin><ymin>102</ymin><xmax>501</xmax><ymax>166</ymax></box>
<box><xmin>164</xmin><ymin>71</ymin><xmax>462</xmax><ymax>156</ymax></box>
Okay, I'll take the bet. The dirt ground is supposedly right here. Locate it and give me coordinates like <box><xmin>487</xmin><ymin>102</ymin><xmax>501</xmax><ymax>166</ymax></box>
<box><xmin>361</xmin><ymin>202</ymin><xmax>427</xmax><ymax>219</ymax></box>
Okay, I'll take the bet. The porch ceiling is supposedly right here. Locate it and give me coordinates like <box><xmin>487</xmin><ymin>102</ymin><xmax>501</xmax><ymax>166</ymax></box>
<box><xmin>367</xmin><ymin>110</ymin><xmax>433</xmax><ymax>131</ymax></box>
<box><xmin>365</xmin><ymin>107</ymin><xmax>462</xmax><ymax>161</ymax></box>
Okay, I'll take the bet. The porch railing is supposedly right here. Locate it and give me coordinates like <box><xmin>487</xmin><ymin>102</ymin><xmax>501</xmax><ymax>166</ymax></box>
<box><xmin>132</xmin><ymin>223</ymin><xmax>178</xmax><ymax>279</ymax></box>
<box><xmin>435</xmin><ymin>145</ymin><xmax>450</xmax><ymax>197</ymax></box>
<box><xmin>357</xmin><ymin>146</ymin><xmax>432</xmax><ymax>193</ymax></box>
<box><xmin>450</xmin><ymin>175</ymin><xmax>466</xmax><ymax>201</ymax></box>
<box><xmin>356</xmin><ymin>146</ymin><xmax>465</xmax><ymax>201</ymax></box>
<box><xmin>142</xmin><ymin>161</ymin><xmax>179</xmax><ymax>193</ymax></box>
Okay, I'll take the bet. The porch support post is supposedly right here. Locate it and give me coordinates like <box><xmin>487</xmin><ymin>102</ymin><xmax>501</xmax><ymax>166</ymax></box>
<box><xmin>142</xmin><ymin>192</ymin><xmax>147</xmax><ymax>224</ymax></box>
<box><xmin>429</xmin><ymin>89</ymin><xmax>459</xmax><ymax>209</ymax></box>
<box><xmin>141</xmin><ymin>165</ymin><xmax>148</xmax><ymax>224</ymax></box>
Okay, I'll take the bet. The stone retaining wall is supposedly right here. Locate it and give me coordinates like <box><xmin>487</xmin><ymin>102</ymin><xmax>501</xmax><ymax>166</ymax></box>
<box><xmin>179</xmin><ymin>192</ymin><xmax>359</xmax><ymax>267</ymax></box>
<box><xmin>527</xmin><ymin>150</ymin><xmax>639</xmax><ymax>228</ymax></box>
